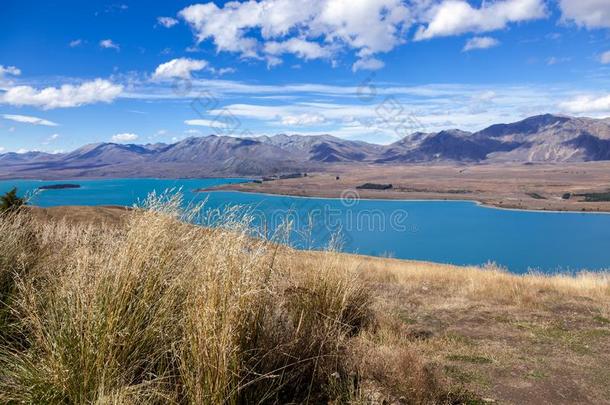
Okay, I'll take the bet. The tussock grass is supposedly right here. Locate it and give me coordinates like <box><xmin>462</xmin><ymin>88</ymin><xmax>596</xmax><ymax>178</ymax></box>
<box><xmin>3</xmin><ymin>198</ymin><xmax>607</xmax><ymax>403</ymax></box>
<box><xmin>343</xmin><ymin>255</ymin><xmax>610</xmax><ymax>309</ymax></box>
<box><xmin>0</xmin><ymin>196</ymin><xmax>378</xmax><ymax>404</ymax></box>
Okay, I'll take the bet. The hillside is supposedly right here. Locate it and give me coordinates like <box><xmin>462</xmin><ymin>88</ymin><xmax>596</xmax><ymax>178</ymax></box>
<box><xmin>0</xmin><ymin>204</ymin><xmax>608</xmax><ymax>403</ymax></box>
<box><xmin>1</xmin><ymin>114</ymin><xmax>610</xmax><ymax>179</ymax></box>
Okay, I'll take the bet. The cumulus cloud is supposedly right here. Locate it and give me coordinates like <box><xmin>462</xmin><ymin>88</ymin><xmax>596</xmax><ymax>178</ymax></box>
<box><xmin>463</xmin><ymin>36</ymin><xmax>500</xmax><ymax>51</ymax></box>
<box><xmin>0</xmin><ymin>65</ymin><xmax>21</xmax><ymax>77</ymax></box>
<box><xmin>264</xmin><ymin>38</ymin><xmax>332</xmax><ymax>61</ymax></box>
<box><xmin>0</xmin><ymin>79</ymin><xmax>123</xmax><ymax>109</ymax></box>
<box><xmin>559</xmin><ymin>0</ymin><xmax>610</xmax><ymax>29</ymax></box>
<box><xmin>111</xmin><ymin>133</ymin><xmax>139</xmax><ymax>142</ymax></box>
<box><xmin>415</xmin><ymin>0</ymin><xmax>546</xmax><ymax>40</ymax></box>
<box><xmin>69</xmin><ymin>39</ymin><xmax>84</xmax><ymax>47</ymax></box>
<box><xmin>100</xmin><ymin>39</ymin><xmax>120</xmax><ymax>50</ymax></box>
<box><xmin>2</xmin><ymin>114</ymin><xmax>58</xmax><ymax>126</ymax></box>
<box><xmin>599</xmin><ymin>51</ymin><xmax>610</xmax><ymax>64</ymax></box>
<box><xmin>179</xmin><ymin>0</ymin><xmax>411</xmax><ymax>68</ymax></box>
<box><xmin>157</xmin><ymin>16</ymin><xmax>179</xmax><ymax>28</ymax></box>
<box><xmin>559</xmin><ymin>94</ymin><xmax>610</xmax><ymax>114</ymax></box>
<box><xmin>352</xmin><ymin>57</ymin><xmax>385</xmax><ymax>72</ymax></box>
<box><xmin>153</xmin><ymin>58</ymin><xmax>208</xmax><ymax>80</ymax></box>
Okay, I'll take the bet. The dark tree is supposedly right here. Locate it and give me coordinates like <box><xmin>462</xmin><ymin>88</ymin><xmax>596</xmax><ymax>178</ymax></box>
<box><xmin>0</xmin><ymin>188</ymin><xmax>26</xmax><ymax>213</ymax></box>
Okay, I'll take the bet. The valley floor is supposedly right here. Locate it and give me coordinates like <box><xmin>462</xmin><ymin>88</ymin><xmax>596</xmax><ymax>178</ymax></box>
<box><xmin>23</xmin><ymin>206</ymin><xmax>610</xmax><ymax>404</ymax></box>
<box><xmin>205</xmin><ymin>161</ymin><xmax>610</xmax><ymax>213</ymax></box>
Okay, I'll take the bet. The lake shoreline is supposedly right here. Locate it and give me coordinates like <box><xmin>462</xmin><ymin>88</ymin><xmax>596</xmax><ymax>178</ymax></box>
<box><xmin>197</xmin><ymin>185</ymin><xmax>610</xmax><ymax>215</ymax></box>
<box><xmin>192</xmin><ymin>163</ymin><xmax>610</xmax><ymax>213</ymax></box>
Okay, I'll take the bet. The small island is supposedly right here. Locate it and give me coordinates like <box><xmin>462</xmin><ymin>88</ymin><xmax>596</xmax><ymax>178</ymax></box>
<box><xmin>38</xmin><ymin>184</ymin><xmax>81</xmax><ymax>190</ymax></box>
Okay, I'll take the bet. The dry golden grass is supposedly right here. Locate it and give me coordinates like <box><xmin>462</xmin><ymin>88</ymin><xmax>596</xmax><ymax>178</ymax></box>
<box><xmin>1</xmin><ymin>198</ymin><xmax>608</xmax><ymax>404</ymax></box>
<box><xmin>0</xmin><ymin>196</ymin><xmax>378</xmax><ymax>404</ymax></box>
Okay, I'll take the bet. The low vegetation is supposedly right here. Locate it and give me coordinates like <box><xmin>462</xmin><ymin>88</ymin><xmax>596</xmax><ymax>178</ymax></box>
<box><xmin>0</xmin><ymin>195</ymin><xmax>454</xmax><ymax>404</ymax></box>
<box><xmin>1</xmin><ymin>195</ymin><xmax>609</xmax><ymax>403</ymax></box>
<box><xmin>0</xmin><ymin>187</ymin><xmax>26</xmax><ymax>213</ymax></box>
<box><xmin>579</xmin><ymin>191</ymin><xmax>610</xmax><ymax>202</ymax></box>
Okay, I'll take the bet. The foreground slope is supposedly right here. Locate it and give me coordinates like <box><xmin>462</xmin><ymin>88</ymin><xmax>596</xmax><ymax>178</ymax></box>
<box><xmin>1</xmin><ymin>205</ymin><xmax>608</xmax><ymax>404</ymax></box>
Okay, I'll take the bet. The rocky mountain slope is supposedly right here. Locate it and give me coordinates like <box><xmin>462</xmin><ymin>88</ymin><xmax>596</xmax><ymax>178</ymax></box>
<box><xmin>1</xmin><ymin>114</ymin><xmax>609</xmax><ymax>179</ymax></box>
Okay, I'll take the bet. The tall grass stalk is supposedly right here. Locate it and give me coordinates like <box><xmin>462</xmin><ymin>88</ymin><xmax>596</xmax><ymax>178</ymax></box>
<box><xmin>0</xmin><ymin>194</ymin><xmax>373</xmax><ymax>404</ymax></box>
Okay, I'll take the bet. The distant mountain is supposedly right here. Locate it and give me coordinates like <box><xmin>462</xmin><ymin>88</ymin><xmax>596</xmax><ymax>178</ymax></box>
<box><xmin>1</xmin><ymin>114</ymin><xmax>609</xmax><ymax>179</ymax></box>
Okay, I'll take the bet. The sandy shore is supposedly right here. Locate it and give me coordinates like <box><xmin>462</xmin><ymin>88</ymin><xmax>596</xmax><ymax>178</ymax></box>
<box><xmin>198</xmin><ymin>162</ymin><xmax>610</xmax><ymax>213</ymax></box>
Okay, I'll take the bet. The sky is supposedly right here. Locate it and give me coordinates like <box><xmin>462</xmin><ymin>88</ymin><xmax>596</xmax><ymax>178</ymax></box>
<box><xmin>1</xmin><ymin>0</ymin><xmax>610</xmax><ymax>153</ymax></box>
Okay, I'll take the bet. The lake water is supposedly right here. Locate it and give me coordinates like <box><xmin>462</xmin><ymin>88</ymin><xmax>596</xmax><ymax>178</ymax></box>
<box><xmin>2</xmin><ymin>178</ymin><xmax>609</xmax><ymax>274</ymax></box>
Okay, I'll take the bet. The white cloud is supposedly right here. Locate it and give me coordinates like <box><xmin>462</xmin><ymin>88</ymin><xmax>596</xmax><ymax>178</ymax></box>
<box><xmin>157</xmin><ymin>16</ymin><xmax>179</xmax><ymax>28</ymax></box>
<box><xmin>352</xmin><ymin>57</ymin><xmax>385</xmax><ymax>72</ymax></box>
<box><xmin>179</xmin><ymin>0</ymin><xmax>411</xmax><ymax>67</ymax></box>
<box><xmin>100</xmin><ymin>39</ymin><xmax>120</xmax><ymax>50</ymax></box>
<box><xmin>559</xmin><ymin>0</ymin><xmax>610</xmax><ymax>29</ymax></box>
<box><xmin>264</xmin><ymin>38</ymin><xmax>332</xmax><ymax>60</ymax></box>
<box><xmin>69</xmin><ymin>39</ymin><xmax>84</xmax><ymax>47</ymax></box>
<box><xmin>2</xmin><ymin>114</ymin><xmax>59</xmax><ymax>126</ymax></box>
<box><xmin>0</xmin><ymin>65</ymin><xmax>21</xmax><ymax>77</ymax></box>
<box><xmin>42</xmin><ymin>133</ymin><xmax>60</xmax><ymax>145</ymax></box>
<box><xmin>559</xmin><ymin>94</ymin><xmax>610</xmax><ymax>114</ymax></box>
<box><xmin>0</xmin><ymin>79</ymin><xmax>123</xmax><ymax>109</ymax></box>
<box><xmin>153</xmin><ymin>58</ymin><xmax>208</xmax><ymax>80</ymax></box>
<box><xmin>0</xmin><ymin>147</ymin><xmax>4</xmax><ymax>153</ymax></box>
<box><xmin>463</xmin><ymin>36</ymin><xmax>500</xmax><ymax>51</ymax></box>
<box><xmin>415</xmin><ymin>0</ymin><xmax>546</xmax><ymax>40</ymax></box>
<box><xmin>111</xmin><ymin>133</ymin><xmax>139</xmax><ymax>142</ymax></box>
<box><xmin>281</xmin><ymin>113</ymin><xmax>326</xmax><ymax>125</ymax></box>
<box><xmin>215</xmin><ymin>67</ymin><xmax>236</xmax><ymax>76</ymax></box>
<box><xmin>599</xmin><ymin>51</ymin><xmax>610</xmax><ymax>64</ymax></box>
<box><xmin>184</xmin><ymin>119</ymin><xmax>228</xmax><ymax>128</ymax></box>
<box><xmin>183</xmin><ymin>129</ymin><xmax>201</xmax><ymax>135</ymax></box>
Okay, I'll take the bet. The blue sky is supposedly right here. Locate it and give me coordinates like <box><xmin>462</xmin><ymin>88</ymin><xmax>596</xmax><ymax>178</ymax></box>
<box><xmin>1</xmin><ymin>0</ymin><xmax>609</xmax><ymax>153</ymax></box>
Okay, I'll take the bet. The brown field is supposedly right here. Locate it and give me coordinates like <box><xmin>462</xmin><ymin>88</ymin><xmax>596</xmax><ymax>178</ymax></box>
<box><xmin>3</xmin><ymin>205</ymin><xmax>607</xmax><ymax>404</ymax></box>
<box><xmin>205</xmin><ymin>162</ymin><xmax>610</xmax><ymax>212</ymax></box>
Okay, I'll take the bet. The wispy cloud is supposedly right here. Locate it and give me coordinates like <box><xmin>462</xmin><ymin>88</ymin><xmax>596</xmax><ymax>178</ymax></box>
<box><xmin>100</xmin><ymin>39</ymin><xmax>120</xmax><ymax>51</ymax></box>
<box><xmin>2</xmin><ymin>114</ymin><xmax>58</xmax><ymax>126</ymax></box>
<box><xmin>69</xmin><ymin>39</ymin><xmax>84</xmax><ymax>48</ymax></box>
<box><xmin>111</xmin><ymin>132</ymin><xmax>139</xmax><ymax>142</ymax></box>
<box><xmin>184</xmin><ymin>119</ymin><xmax>229</xmax><ymax>128</ymax></box>
<box><xmin>559</xmin><ymin>94</ymin><xmax>610</xmax><ymax>114</ymax></box>
<box><xmin>463</xmin><ymin>36</ymin><xmax>500</xmax><ymax>51</ymax></box>
<box><xmin>157</xmin><ymin>16</ymin><xmax>178</xmax><ymax>28</ymax></box>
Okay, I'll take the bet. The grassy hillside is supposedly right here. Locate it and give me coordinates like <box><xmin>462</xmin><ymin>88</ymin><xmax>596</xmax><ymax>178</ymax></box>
<box><xmin>1</xmin><ymin>199</ymin><xmax>609</xmax><ymax>404</ymax></box>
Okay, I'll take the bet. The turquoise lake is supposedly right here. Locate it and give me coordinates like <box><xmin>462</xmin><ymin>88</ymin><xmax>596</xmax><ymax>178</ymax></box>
<box><xmin>2</xmin><ymin>178</ymin><xmax>609</xmax><ymax>274</ymax></box>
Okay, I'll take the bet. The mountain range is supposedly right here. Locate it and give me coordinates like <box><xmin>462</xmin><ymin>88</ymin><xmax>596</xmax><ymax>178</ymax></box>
<box><xmin>2</xmin><ymin>114</ymin><xmax>610</xmax><ymax>179</ymax></box>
